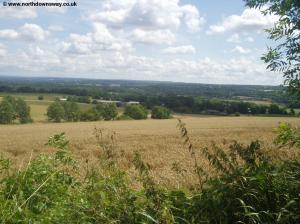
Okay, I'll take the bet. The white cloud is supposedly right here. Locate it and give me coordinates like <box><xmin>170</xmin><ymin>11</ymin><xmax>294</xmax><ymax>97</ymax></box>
<box><xmin>92</xmin><ymin>23</ymin><xmax>116</xmax><ymax>45</ymax></box>
<box><xmin>227</xmin><ymin>34</ymin><xmax>241</xmax><ymax>43</ymax></box>
<box><xmin>0</xmin><ymin>1</ymin><xmax>282</xmax><ymax>85</ymax></box>
<box><xmin>0</xmin><ymin>24</ymin><xmax>49</xmax><ymax>42</ymax></box>
<box><xmin>162</xmin><ymin>45</ymin><xmax>196</xmax><ymax>54</ymax></box>
<box><xmin>19</xmin><ymin>23</ymin><xmax>49</xmax><ymax>41</ymax></box>
<box><xmin>0</xmin><ymin>43</ymin><xmax>281</xmax><ymax>85</ymax></box>
<box><xmin>181</xmin><ymin>5</ymin><xmax>205</xmax><ymax>32</ymax></box>
<box><xmin>0</xmin><ymin>7</ymin><xmax>37</xmax><ymax>19</ymax></box>
<box><xmin>88</xmin><ymin>0</ymin><xmax>205</xmax><ymax>32</ymax></box>
<box><xmin>0</xmin><ymin>29</ymin><xmax>19</xmax><ymax>40</ymax></box>
<box><xmin>231</xmin><ymin>45</ymin><xmax>251</xmax><ymax>54</ymax></box>
<box><xmin>227</xmin><ymin>34</ymin><xmax>255</xmax><ymax>43</ymax></box>
<box><xmin>0</xmin><ymin>0</ymin><xmax>68</xmax><ymax>19</ymax></box>
<box><xmin>246</xmin><ymin>36</ymin><xmax>254</xmax><ymax>42</ymax></box>
<box><xmin>64</xmin><ymin>22</ymin><xmax>133</xmax><ymax>54</ymax></box>
<box><xmin>48</xmin><ymin>25</ymin><xmax>64</xmax><ymax>32</ymax></box>
<box><xmin>0</xmin><ymin>43</ymin><xmax>7</xmax><ymax>57</ymax></box>
<box><xmin>208</xmin><ymin>8</ymin><xmax>278</xmax><ymax>34</ymax></box>
<box><xmin>131</xmin><ymin>29</ymin><xmax>175</xmax><ymax>45</ymax></box>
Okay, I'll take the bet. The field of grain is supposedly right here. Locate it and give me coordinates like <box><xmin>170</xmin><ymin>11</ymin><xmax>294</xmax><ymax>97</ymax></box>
<box><xmin>1</xmin><ymin>116</ymin><xmax>300</xmax><ymax>187</ymax></box>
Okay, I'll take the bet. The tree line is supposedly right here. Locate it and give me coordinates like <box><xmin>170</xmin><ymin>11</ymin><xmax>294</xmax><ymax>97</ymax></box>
<box><xmin>0</xmin><ymin>95</ymin><xmax>294</xmax><ymax>125</ymax></box>
<box><xmin>47</xmin><ymin>101</ymin><xmax>172</xmax><ymax>122</ymax></box>
<box><xmin>144</xmin><ymin>95</ymin><xmax>290</xmax><ymax>115</ymax></box>
<box><xmin>63</xmin><ymin>94</ymin><xmax>291</xmax><ymax>116</ymax></box>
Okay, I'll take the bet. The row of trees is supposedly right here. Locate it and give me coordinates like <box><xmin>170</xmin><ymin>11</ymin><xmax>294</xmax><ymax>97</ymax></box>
<box><xmin>0</xmin><ymin>96</ymin><xmax>31</xmax><ymax>124</ymax></box>
<box><xmin>47</xmin><ymin>101</ymin><xmax>172</xmax><ymax>123</ymax></box>
<box><xmin>46</xmin><ymin>101</ymin><xmax>121</xmax><ymax>122</ymax></box>
<box><xmin>65</xmin><ymin>94</ymin><xmax>290</xmax><ymax>116</ymax></box>
<box><xmin>144</xmin><ymin>96</ymin><xmax>290</xmax><ymax>115</ymax></box>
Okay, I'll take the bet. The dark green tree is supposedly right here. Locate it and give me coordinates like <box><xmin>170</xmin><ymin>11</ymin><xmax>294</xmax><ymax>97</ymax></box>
<box><xmin>80</xmin><ymin>110</ymin><xmax>98</xmax><ymax>121</ymax></box>
<box><xmin>47</xmin><ymin>101</ymin><xmax>65</xmax><ymax>122</ymax></box>
<box><xmin>151</xmin><ymin>106</ymin><xmax>171</xmax><ymax>119</ymax></box>
<box><xmin>2</xmin><ymin>96</ymin><xmax>17</xmax><ymax>119</ymax></box>
<box><xmin>124</xmin><ymin>104</ymin><xmax>148</xmax><ymax>120</ymax></box>
<box><xmin>62</xmin><ymin>101</ymin><xmax>80</xmax><ymax>122</ymax></box>
<box><xmin>245</xmin><ymin>0</ymin><xmax>300</xmax><ymax>95</ymax></box>
<box><xmin>16</xmin><ymin>98</ymin><xmax>32</xmax><ymax>123</ymax></box>
<box><xmin>0</xmin><ymin>100</ymin><xmax>15</xmax><ymax>124</ymax></box>
<box><xmin>102</xmin><ymin>103</ymin><xmax>118</xmax><ymax>121</ymax></box>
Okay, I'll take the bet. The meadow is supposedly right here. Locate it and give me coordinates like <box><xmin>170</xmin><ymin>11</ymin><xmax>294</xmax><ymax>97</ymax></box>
<box><xmin>1</xmin><ymin>116</ymin><xmax>300</xmax><ymax>187</ymax></box>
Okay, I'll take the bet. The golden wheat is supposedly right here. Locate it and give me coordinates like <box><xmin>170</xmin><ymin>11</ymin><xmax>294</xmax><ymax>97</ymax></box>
<box><xmin>0</xmin><ymin>116</ymin><xmax>300</xmax><ymax>187</ymax></box>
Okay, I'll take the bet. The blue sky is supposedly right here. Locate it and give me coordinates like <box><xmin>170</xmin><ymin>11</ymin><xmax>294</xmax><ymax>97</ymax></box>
<box><xmin>0</xmin><ymin>0</ymin><xmax>282</xmax><ymax>85</ymax></box>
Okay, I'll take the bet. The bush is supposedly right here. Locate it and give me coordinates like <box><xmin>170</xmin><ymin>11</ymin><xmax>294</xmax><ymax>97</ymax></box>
<box><xmin>234</xmin><ymin>112</ymin><xmax>240</xmax><ymax>116</ymax></box>
<box><xmin>124</xmin><ymin>104</ymin><xmax>148</xmax><ymax>120</ymax></box>
<box><xmin>116</xmin><ymin>114</ymin><xmax>133</xmax><ymax>120</ymax></box>
<box><xmin>151</xmin><ymin>106</ymin><xmax>171</xmax><ymax>119</ymax></box>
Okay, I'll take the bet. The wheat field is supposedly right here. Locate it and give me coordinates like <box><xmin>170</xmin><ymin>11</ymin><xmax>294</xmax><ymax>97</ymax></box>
<box><xmin>1</xmin><ymin>116</ymin><xmax>300</xmax><ymax>187</ymax></box>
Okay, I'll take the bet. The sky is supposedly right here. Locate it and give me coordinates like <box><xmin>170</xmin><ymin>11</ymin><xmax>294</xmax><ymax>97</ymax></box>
<box><xmin>0</xmin><ymin>0</ymin><xmax>283</xmax><ymax>85</ymax></box>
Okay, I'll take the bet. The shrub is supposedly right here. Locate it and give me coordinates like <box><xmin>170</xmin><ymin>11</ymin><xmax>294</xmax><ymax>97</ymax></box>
<box><xmin>151</xmin><ymin>106</ymin><xmax>171</xmax><ymax>119</ymax></box>
<box><xmin>124</xmin><ymin>104</ymin><xmax>148</xmax><ymax>120</ymax></box>
<box><xmin>116</xmin><ymin>114</ymin><xmax>133</xmax><ymax>120</ymax></box>
<box><xmin>234</xmin><ymin>112</ymin><xmax>240</xmax><ymax>116</ymax></box>
<box><xmin>273</xmin><ymin>122</ymin><xmax>300</xmax><ymax>148</ymax></box>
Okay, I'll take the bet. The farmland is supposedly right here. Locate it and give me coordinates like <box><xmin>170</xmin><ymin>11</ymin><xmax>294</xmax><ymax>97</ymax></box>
<box><xmin>1</xmin><ymin>116</ymin><xmax>299</xmax><ymax>187</ymax></box>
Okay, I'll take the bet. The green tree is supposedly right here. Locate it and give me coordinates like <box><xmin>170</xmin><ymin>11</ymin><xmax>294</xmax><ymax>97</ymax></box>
<box><xmin>151</xmin><ymin>106</ymin><xmax>171</xmax><ymax>119</ymax></box>
<box><xmin>0</xmin><ymin>100</ymin><xmax>15</xmax><ymax>124</ymax></box>
<box><xmin>2</xmin><ymin>96</ymin><xmax>17</xmax><ymax>119</ymax></box>
<box><xmin>290</xmin><ymin>108</ymin><xmax>295</xmax><ymax>116</ymax></box>
<box><xmin>269</xmin><ymin>103</ymin><xmax>286</xmax><ymax>114</ymax></box>
<box><xmin>80</xmin><ymin>110</ymin><xmax>98</xmax><ymax>121</ymax></box>
<box><xmin>16</xmin><ymin>98</ymin><xmax>32</xmax><ymax>123</ymax></box>
<box><xmin>62</xmin><ymin>101</ymin><xmax>80</xmax><ymax>122</ymax></box>
<box><xmin>102</xmin><ymin>103</ymin><xmax>118</xmax><ymax>121</ymax></box>
<box><xmin>124</xmin><ymin>104</ymin><xmax>148</xmax><ymax>120</ymax></box>
<box><xmin>47</xmin><ymin>101</ymin><xmax>65</xmax><ymax>122</ymax></box>
<box><xmin>245</xmin><ymin>0</ymin><xmax>300</xmax><ymax>96</ymax></box>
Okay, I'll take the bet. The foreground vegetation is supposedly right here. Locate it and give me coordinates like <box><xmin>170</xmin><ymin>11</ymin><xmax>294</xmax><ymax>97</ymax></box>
<box><xmin>0</xmin><ymin>121</ymin><xmax>299</xmax><ymax>223</ymax></box>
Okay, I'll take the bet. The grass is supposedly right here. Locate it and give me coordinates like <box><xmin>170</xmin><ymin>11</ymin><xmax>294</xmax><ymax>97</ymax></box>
<box><xmin>1</xmin><ymin>116</ymin><xmax>300</xmax><ymax>187</ymax></box>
